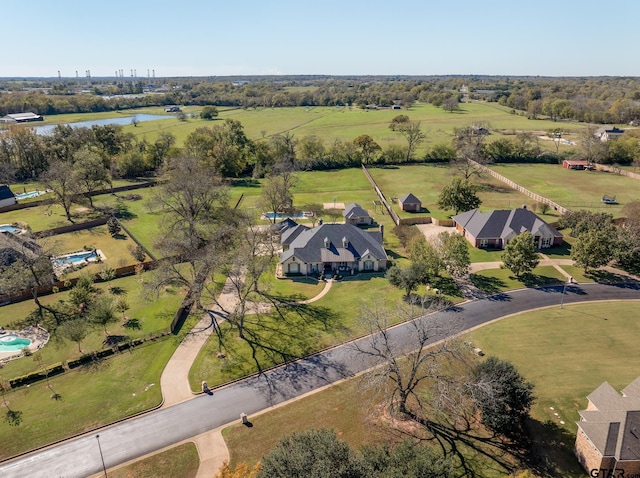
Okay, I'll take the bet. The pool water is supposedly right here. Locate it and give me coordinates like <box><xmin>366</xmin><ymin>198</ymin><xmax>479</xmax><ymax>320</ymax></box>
<box><xmin>53</xmin><ymin>250</ymin><xmax>98</xmax><ymax>267</ymax></box>
<box><xmin>263</xmin><ymin>212</ymin><xmax>307</xmax><ymax>220</ymax></box>
<box><xmin>15</xmin><ymin>190</ymin><xmax>47</xmax><ymax>200</ymax></box>
<box><xmin>0</xmin><ymin>334</ymin><xmax>32</xmax><ymax>352</ymax></box>
<box><xmin>0</xmin><ymin>224</ymin><xmax>21</xmax><ymax>233</ymax></box>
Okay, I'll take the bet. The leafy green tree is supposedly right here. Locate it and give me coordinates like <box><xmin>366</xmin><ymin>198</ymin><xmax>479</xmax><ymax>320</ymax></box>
<box><xmin>408</xmin><ymin>236</ymin><xmax>442</xmax><ymax>277</ymax></box>
<box><xmin>89</xmin><ymin>294</ymin><xmax>117</xmax><ymax>335</ymax></box>
<box><xmin>501</xmin><ymin>231</ymin><xmax>540</xmax><ymax>278</ymax></box>
<box><xmin>72</xmin><ymin>148</ymin><xmax>111</xmax><ymax>207</ymax></box>
<box><xmin>387</xmin><ymin>263</ymin><xmax>429</xmax><ymax>298</ymax></box>
<box><xmin>360</xmin><ymin>441</ymin><xmax>455</xmax><ymax>478</ymax></box>
<box><xmin>258</xmin><ymin>429</ymin><xmax>362</xmax><ymax>478</ymax></box>
<box><xmin>571</xmin><ymin>229</ymin><xmax>614</xmax><ymax>272</ymax></box>
<box><xmin>436</xmin><ymin>231</ymin><xmax>471</xmax><ymax>278</ymax></box>
<box><xmin>437</xmin><ymin>177</ymin><xmax>481</xmax><ymax>215</ymax></box>
<box><xmin>40</xmin><ymin>160</ymin><xmax>80</xmax><ymax>222</ymax></box>
<box><xmin>353</xmin><ymin>134</ymin><xmax>381</xmax><ymax>164</ymax></box>
<box><xmin>200</xmin><ymin>105</ymin><xmax>219</xmax><ymax>120</ymax></box>
<box><xmin>388</xmin><ymin>114</ymin><xmax>410</xmax><ymax>131</ymax></box>
<box><xmin>469</xmin><ymin>356</ymin><xmax>534</xmax><ymax>436</ymax></box>
<box><xmin>107</xmin><ymin>217</ymin><xmax>121</xmax><ymax>237</ymax></box>
<box><xmin>57</xmin><ymin>318</ymin><xmax>90</xmax><ymax>353</ymax></box>
<box><xmin>557</xmin><ymin>210</ymin><xmax>614</xmax><ymax>238</ymax></box>
<box><xmin>395</xmin><ymin>120</ymin><xmax>426</xmax><ymax>162</ymax></box>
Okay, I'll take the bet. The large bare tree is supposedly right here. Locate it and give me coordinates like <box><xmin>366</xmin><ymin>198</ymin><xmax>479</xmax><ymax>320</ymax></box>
<box><xmin>147</xmin><ymin>156</ymin><xmax>239</xmax><ymax>310</ymax></box>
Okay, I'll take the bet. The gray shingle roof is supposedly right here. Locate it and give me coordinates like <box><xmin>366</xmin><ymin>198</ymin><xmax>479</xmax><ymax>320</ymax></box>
<box><xmin>280</xmin><ymin>223</ymin><xmax>387</xmax><ymax>264</ymax></box>
<box><xmin>398</xmin><ymin>193</ymin><xmax>421</xmax><ymax>204</ymax></box>
<box><xmin>452</xmin><ymin>208</ymin><xmax>562</xmax><ymax>240</ymax></box>
<box><xmin>281</xmin><ymin>224</ymin><xmax>309</xmax><ymax>245</ymax></box>
<box><xmin>0</xmin><ymin>185</ymin><xmax>15</xmax><ymax>201</ymax></box>
<box><xmin>270</xmin><ymin>217</ymin><xmax>298</xmax><ymax>234</ymax></box>
<box><xmin>343</xmin><ymin>203</ymin><xmax>371</xmax><ymax>220</ymax></box>
<box><xmin>576</xmin><ymin>378</ymin><xmax>640</xmax><ymax>460</ymax></box>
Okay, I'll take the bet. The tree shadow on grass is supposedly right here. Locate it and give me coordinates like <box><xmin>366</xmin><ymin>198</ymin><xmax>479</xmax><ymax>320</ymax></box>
<box><xmin>586</xmin><ymin>270</ymin><xmax>633</xmax><ymax>284</ymax></box>
<box><xmin>431</xmin><ymin>276</ymin><xmax>464</xmax><ymax>298</ymax></box>
<box><xmin>469</xmin><ymin>274</ymin><xmax>506</xmax><ymax>294</ymax></box>
<box><xmin>522</xmin><ymin>419</ymin><xmax>584</xmax><ymax>477</ymax></box>
<box><xmin>236</xmin><ymin>303</ymin><xmax>343</xmax><ymax>377</ymax></box>
<box><xmin>520</xmin><ymin>273</ymin><xmax>563</xmax><ymax>288</ymax></box>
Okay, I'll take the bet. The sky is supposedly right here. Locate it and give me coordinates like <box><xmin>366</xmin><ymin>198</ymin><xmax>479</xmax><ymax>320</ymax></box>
<box><xmin>2</xmin><ymin>0</ymin><xmax>639</xmax><ymax>78</ymax></box>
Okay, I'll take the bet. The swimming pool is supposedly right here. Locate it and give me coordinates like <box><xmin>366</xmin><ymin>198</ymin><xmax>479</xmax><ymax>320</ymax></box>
<box><xmin>263</xmin><ymin>212</ymin><xmax>309</xmax><ymax>220</ymax></box>
<box><xmin>15</xmin><ymin>190</ymin><xmax>47</xmax><ymax>200</ymax></box>
<box><xmin>0</xmin><ymin>224</ymin><xmax>21</xmax><ymax>234</ymax></box>
<box><xmin>53</xmin><ymin>250</ymin><xmax>98</xmax><ymax>267</ymax></box>
<box><xmin>0</xmin><ymin>334</ymin><xmax>32</xmax><ymax>352</ymax></box>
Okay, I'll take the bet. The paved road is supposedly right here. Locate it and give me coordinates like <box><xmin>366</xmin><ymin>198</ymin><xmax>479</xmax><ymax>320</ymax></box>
<box><xmin>2</xmin><ymin>282</ymin><xmax>639</xmax><ymax>478</ymax></box>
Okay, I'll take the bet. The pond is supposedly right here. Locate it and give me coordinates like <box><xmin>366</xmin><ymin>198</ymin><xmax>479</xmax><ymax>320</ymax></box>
<box><xmin>32</xmin><ymin>114</ymin><xmax>175</xmax><ymax>135</ymax></box>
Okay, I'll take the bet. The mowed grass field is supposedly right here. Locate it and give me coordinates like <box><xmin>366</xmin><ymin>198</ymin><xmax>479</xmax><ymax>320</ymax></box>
<box><xmin>119</xmin><ymin>102</ymin><xmax>587</xmax><ymax>156</ymax></box>
<box><xmin>368</xmin><ymin>164</ymin><xmax>562</xmax><ymax>221</ymax></box>
<box><xmin>222</xmin><ymin>301</ymin><xmax>640</xmax><ymax>477</ymax></box>
<box><xmin>489</xmin><ymin>163</ymin><xmax>640</xmax><ymax>216</ymax></box>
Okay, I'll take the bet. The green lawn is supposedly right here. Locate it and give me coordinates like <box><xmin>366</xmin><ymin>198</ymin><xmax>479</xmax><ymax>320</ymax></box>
<box><xmin>368</xmin><ymin>164</ymin><xmax>561</xmax><ymax>222</ymax></box>
<box><xmin>131</xmin><ymin>102</ymin><xmax>586</xmax><ymax>155</ymax></box>
<box><xmin>223</xmin><ymin>301</ymin><xmax>640</xmax><ymax>478</ymax></box>
<box><xmin>188</xmin><ymin>274</ymin><xmax>404</xmax><ymax>390</ymax></box>
<box><xmin>108</xmin><ymin>442</ymin><xmax>199</xmax><ymax>478</ymax></box>
<box><xmin>0</xmin><ymin>273</ymin><xmax>184</xmax><ymax>379</ymax></box>
<box><xmin>470</xmin><ymin>265</ymin><xmax>566</xmax><ymax>293</ymax></box>
<box><xmin>489</xmin><ymin>163</ymin><xmax>640</xmax><ymax>217</ymax></box>
<box><xmin>0</xmin><ymin>313</ymin><xmax>199</xmax><ymax>459</ymax></box>
<box><xmin>469</xmin><ymin>301</ymin><xmax>640</xmax><ymax>476</ymax></box>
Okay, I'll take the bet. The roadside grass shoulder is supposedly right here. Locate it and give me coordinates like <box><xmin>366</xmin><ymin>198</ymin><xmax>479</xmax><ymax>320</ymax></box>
<box><xmin>108</xmin><ymin>442</ymin><xmax>199</xmax><ymax>478</ymax></box>
<box><xmin>470</xmin><ymin>265</ymin><xmax>566</xmax><ymax>293</ymax></box>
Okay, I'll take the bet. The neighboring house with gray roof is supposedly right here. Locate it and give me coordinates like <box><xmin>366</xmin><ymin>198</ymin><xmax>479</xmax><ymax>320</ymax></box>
<box><xmin>279</xmin><ymin>223</ymin><xmax>387</xmax><ymax>276</ymax></box>
<box><xmin>575</xmin><ymin>377</ymin><xmax>640</xmax><ymax>476</ymax></box>
<box><xmin>343</xmin><ymin>203</ymin><xmax>373</xmax><ymax>225</ymax></box>
<box><xmin>0</xmin><ymin>185</ymin><xmax>16</xmax><ymax>208</ymax></box>
<box><xmin>452</xmin><ymin>207</ymin><xmax>563</xmax><ymax>249</ymax></box>
<box><xmin>398</xmin><ymin>193</ymin><xmax>421</xmax><ymax>212</ymax></box>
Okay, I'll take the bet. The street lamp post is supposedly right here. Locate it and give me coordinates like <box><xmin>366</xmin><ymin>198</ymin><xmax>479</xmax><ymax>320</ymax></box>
<box><xmin>560</xmin><ymin>277</ymin><xmax>572</xmax><ymax>309</ymax></box>
<box><xmin>96</xmin><ymin>434</ymin><xmax>107</xmax><ymax>477</ymax></box>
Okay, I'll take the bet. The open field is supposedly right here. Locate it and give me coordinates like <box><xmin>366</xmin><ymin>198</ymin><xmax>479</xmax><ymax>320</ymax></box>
<box><xmin>122</xmin><ymin>102</ymin><xmax>588</xmax><ymax>155</ymax></box>
<box><xmin>368</xmin><ymin>164</ymin><xmax>562</xmax><ymax>221</ymax></box>
<box><xmin>223</xmin><ymin>301</ymin><xmax>640</xmax><ymax>477</ymax></box>
<box><xmin>489</xmin><ymin>163</ymin><xmax>640</xmax><ymax>216</ymax></box>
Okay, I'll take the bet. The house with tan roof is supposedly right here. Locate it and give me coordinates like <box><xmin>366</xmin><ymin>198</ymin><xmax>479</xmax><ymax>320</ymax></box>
<box><xmin>575</xmin><ymin>377</ymin><xmax>640</xmax><ymax>476</ymax></box>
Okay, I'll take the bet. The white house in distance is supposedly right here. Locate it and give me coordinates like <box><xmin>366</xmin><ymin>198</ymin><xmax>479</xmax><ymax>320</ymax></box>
<box><xmin>596</xmin><ymin>127</ymin><xmax>625</xmax><ymax>142</ymax></box>
<box><xmin>0</xmin><ymin>185</ymin><xmax>17</xmax><ymax>208</ymax></box>
<box><xmin>0</xmin><ymin>112</ymin><xmax>44</xmax><ymax>124</ymax></box>
<box><xmin>278</xmin><ymin>223</ymin><xmax>387</xmax><ymax>276</ymax></box>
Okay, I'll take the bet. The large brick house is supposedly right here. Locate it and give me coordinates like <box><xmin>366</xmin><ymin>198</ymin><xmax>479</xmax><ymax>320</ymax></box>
<box><xmin>452</xmin><ymin>207</ymin><xmax>563</xmax><ymax>249</ymax></box>
<box><xmin>575</xmin><ymin>377</ymin><xmax>640</xmax><ymax>476</ymax></box>
<box><xmin>278</xmin><ymin>223</ymin><xmax>387</xmax><ymax>276</ymax></box>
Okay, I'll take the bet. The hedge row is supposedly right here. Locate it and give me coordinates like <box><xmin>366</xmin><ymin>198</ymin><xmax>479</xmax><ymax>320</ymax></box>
<box><xmin>9</xmin><ymin>363</ymin><xmax>65</xmax><ymax>388</ymax></box>
<box><xmin>7</xmin><ymin>332</ymin><xmax>171</xmax><ymax>389</ymax></box>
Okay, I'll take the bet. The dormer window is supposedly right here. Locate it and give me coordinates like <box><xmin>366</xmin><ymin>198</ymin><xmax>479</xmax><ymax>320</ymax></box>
<box><xmin>342</xmin><ymin>236</ymin><xmax>348</xmax><ymax>248</ymax></box>
<box><xmin>324</xmin><ymin>237</ymin><xmax>330</xmax><ymax>248</ymax></box>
